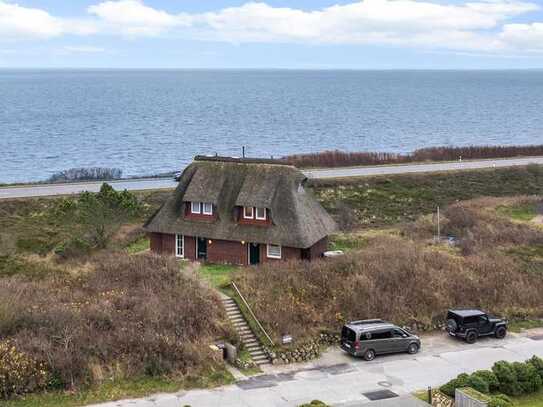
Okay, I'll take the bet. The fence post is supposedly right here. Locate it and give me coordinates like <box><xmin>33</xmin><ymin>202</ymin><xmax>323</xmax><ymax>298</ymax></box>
<box><xmin>428</xmin><ymin>386</ymin><xmax>432</xmax><ymax>405</ymax></box>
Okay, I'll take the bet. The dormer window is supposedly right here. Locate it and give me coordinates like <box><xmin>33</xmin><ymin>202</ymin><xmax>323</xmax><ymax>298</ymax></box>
<box><xmin>191</xmin><ymin>202</ymin><xmax>201</xmax><ymax>214</ymax></box>
<box><xmin>255</xmin><ymin>207</ymin><xmax>267</xmax><ymax>220</ymax></box>
<box><xmin>243</xmin><ymin>206</ymin><xmax>254</xmax><ymax>219</ymax></box>
<box><xmin>243</xmin><ymin>206</ymin><xmax>267</xmax><ymax>220</ymax></box>
<box><xmin>190</xmin><ymin>202</ymin><xmax>213</xmax><ymax>216</ymax></box>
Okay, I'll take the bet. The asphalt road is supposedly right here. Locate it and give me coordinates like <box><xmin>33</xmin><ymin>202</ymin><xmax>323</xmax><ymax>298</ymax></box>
<box><xmin>90</xmin><ymin>330</ymin><xmax>543</xmax><ymax>407</ymax></box>
<box><xmin>2</xmin><ymin>156</ymin><xmax>543</xmax><ymax>200</ymax></box>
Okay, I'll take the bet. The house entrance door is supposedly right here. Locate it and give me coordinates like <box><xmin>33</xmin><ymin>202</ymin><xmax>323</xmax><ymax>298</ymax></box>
<box><xmin>249</xmin><ymin>243</ymin><xmax>260</xmax><ymax>265</ymax></box>
<box><xmin>197</xmin><ymin>238</ymin><xmax>208</xmax><ymax>260</ymax></box>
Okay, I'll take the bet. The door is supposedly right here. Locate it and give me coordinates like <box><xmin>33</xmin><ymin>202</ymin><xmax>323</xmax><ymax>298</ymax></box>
<box><xmin>249</xmin><ymin>243</ymin><xmax>260</xmax><ymax>265</ymax></box>
<box><xmin>391</xmin><ymin>328</ymin><xmax>410</xmax><ymax>352</ymax></box>
<box><xmin>368</xmin><ymin>329</ymin><xmax>394</xmax><ymax>354</ymax></box>
<box><xmin>477</xmin><ymin>315</ymin><xmax>493</xmax><ymax>335</ymax></box>
<box><xmin>197</xmin><ymin>237</ymin><xmax>208</xmax><ymax>260</ymax></box>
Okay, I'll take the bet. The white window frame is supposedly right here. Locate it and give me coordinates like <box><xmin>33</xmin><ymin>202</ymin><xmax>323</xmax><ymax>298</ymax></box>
<box><xmin>243</xmin><ymin>206</ymin><xmax>254</xmax><ymax>219</ymax></box>
<box><xmin>175</xmin><ymin>234</ymin><xmax>184</xmax><ymax>258</ymax></box>
<box><xmin>191</xmin><ymin>202</ymin><xmax>201</xmax><ymax>214</ymax></box>
<box><xmin>266</xmin><ymin>244</ymin><xmax>282</xmax><ymax>259</ymax></box>
<box><xmin>256</xmin><ymin>207</ymin><xmax>267</xmax><ymax>220</ymax></box>
<box><xmin>202</xmin><ymin>202</ymin><xmax>213</xmax><ymax>215</ymax></box>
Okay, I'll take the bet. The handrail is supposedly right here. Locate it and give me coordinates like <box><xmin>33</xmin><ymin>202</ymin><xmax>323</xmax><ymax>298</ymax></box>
<box><xmin>230</xmin><ymin>281</ymin><xmax>275</xmax><ymax>347</ymax></box>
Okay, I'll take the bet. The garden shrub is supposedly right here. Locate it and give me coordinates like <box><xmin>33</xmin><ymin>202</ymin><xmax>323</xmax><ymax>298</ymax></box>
<box><xmin>466</xmin><ymin>374</ymin><xmax>490</xmax><ymax>395</ymax></box>
<box><xmin>527</xmin><ymin>355</ymin><xmax>543</xmax><ymax>379</ymax></box>
<box><xmin>513</xmin><ymin>361</ymin><xmax>542</xmax><ymax>394</ymax></box>
<box><xmin>0</xmin><ymin>340</ymin><xmax>49</xmax><ymax>399</ymax></box>
<box><xmin>492</xmin><ymin>361</ymin><xmax>522</xmax><ymax>396</ymax></box>
<box><xmin>488</xmin><ymin>394</ymin><xmax>512</xmax><ymax>407</ymax></box>
<box><xmin>440</xmin><ymin>373</ymin><xmax>470</xmax><ymax>397</ymax></box>
<box><xmin>472</xmin><ymin>370</ymin><xmax>499</xmax><ymax>392</ymax></box>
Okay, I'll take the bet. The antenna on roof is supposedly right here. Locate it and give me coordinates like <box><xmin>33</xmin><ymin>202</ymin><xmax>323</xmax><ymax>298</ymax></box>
<box><xmin>242</xmin><ymin>146</ymin><xmax>246</xmax><ymax>158</ymax></box>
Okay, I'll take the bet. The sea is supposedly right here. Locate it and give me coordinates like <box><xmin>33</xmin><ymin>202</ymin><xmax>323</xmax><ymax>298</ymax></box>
<box><xmin>1</xmin><ymin>69</ymin><xmax>542</xmax><ymax>184</ymax></box>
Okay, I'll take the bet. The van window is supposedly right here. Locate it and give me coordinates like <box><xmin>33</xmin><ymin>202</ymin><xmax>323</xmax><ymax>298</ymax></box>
<box><xmin>371</xmin><ymin>330</ymin><xmax>392</xmax><ymax>340</ymax></box>
<box><xmin>341</xmin><ymin>327</ymin><xmax>356</xmax><ymax>342</ymax></box>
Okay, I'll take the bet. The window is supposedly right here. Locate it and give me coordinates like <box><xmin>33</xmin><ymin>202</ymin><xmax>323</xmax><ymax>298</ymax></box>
<box><xmin>175</xmin><ymin>234</ymin><xmax>184</xmax><ymax>258</ymax></box>
<box><xmin>191</xmin><ymin>202</ymin><xmax>201</xmax><ymax>214</ymax></box>
<box><xmin>256</xmin><ymin>207</ymin><xmax>267</xmax><ymax>220</ymax></box>
<box><xmin>392</xmin><ymin>329</ymin><xmax>407</xmax><ymax>338</ymax></box>
<box><xmin>371</xmin><ymin>330</ymin><xmax>392</xmax><ymax>340</ymax></box>
<box><xmin>243</xmin><ymin>206</ymin><xmax>254</xmax><ymax>219</ymax></box>
<box><xmin>203</xmin><ymin>202</ymin><xmax>213</xmax><ymax>215</ymax></box>
<box><xmin>267</xmin><ymin>244</ymin><xmax>281</xmax><ymax>259</ymax></box>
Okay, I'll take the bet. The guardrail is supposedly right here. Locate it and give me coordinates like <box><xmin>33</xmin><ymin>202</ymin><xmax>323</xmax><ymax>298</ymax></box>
<box><xmin>231</xmin><ymin>281</ymin><xmax>275</xmax><ymax>347</ymax></box>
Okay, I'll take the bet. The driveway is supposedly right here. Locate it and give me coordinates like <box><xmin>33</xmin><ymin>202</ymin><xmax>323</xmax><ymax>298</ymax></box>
<box><xmin>2</xmin><ymin>156</ymin><xmax>543</xmax><ymax>200</ymax></box>
<box><xmin>90</xmin><ymin>329</ymin><xmax>543</xmax><ymax>407</ymax></box>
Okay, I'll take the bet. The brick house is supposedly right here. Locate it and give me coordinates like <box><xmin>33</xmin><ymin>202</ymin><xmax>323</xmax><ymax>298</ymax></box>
<box><xmin>144</xmin><ymin>156</ymin><xmax>337</xmax><ymax>265</ymax></box>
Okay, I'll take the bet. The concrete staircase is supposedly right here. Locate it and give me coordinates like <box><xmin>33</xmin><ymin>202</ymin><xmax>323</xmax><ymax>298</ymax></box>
<box><xmin>222</xmin><ymin>297</ymin><xmax>270</xmax><ymax>366</ymax></box>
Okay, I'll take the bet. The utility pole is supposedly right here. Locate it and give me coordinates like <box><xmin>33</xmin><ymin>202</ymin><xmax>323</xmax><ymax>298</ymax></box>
<box><xmin>242</xmin><ymin>146</ymin><xmax>246</xmax><ymax>158</ymax></box>
<box><xmin>437</xmin><ymin>206</ymin><xmax>441</xmax><ymax>242</ymax></box>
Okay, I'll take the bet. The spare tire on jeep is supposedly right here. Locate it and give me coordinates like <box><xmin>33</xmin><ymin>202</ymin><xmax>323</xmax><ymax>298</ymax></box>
<box><xmin>447</xmin><ymin>319</ymin><xmax>458</xmax><ymax>332</ymax></box>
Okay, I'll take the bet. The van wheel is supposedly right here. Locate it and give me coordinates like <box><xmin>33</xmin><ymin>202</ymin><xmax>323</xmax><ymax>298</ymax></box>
<box><xmin>495</xmin><ymin>326</ymin><xmax>507</xmax><ymax>339</ymax></box>
<box><xmin>407</xmin><ymin>343</ymin><xmax>419</xmax><ymax>355</ymax></box>
<box><xmin>363</xmin><ymin>349</ymin><xmax>376</xmax><ymax>361</ymax></box>
<box><xmin>465</xmin><ymin>331</ymin><xmax>478</xmax><ymax>344</ymax></box>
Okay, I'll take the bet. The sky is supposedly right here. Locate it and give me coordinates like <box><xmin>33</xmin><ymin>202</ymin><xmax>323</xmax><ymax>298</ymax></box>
<box><xmin>1</xmin><ymin>0</ymin><xmax>543</xmax><ymax>69</ymax></box>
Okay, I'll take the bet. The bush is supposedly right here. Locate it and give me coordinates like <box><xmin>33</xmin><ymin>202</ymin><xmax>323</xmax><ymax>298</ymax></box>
<box><xmin>488</xmin><ymin>394</ymin><xmax>512</xmax><ymax>407</ymax></box>
<box><xmin>47</xmin><ymin>167</ymin><xmax>122</xmax><ymax>183</ymax></box>
<box><xmin>440</xmin><ymin>373</ymin><xmax>470</xmax><ymax>397</ymax></box>
<box><xmin>472</xmin><ymin>370</ymin><xmax>500</xmax><ymax>392</ymax></box>
<box><xmin>0</xmin><ymin>341</ymin><xmax>49</xmax><ymax>399</ymax></box>
<box><xmin>527</xmin><ymin>355</ymin><xmax>543</xmax><ymax>379</ymax></box>
<box><xmin>466</xmin><ymin>374</ymin><xmax>490</xmax><ymax>395</ymax></box>
<box><xmin>493</xmin><ymin>361</ymin><xmax>522</xmax><ymax>396</ymax></box>
<box><xmin>513</xmin><ymin>361</ymin><xmax>542</xmax><ymax>394</ymax></box>
<box><xmin>0</xmin><ymin>254</ymin><xmax>233</xmax><ymax>394</ymax></box>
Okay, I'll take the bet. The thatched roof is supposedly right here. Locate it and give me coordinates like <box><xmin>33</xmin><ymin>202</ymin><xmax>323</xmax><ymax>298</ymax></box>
<box><xmin>144</xmin><ymin>156</ymin><xmax>337</xmax><ymax>248</ymax></box>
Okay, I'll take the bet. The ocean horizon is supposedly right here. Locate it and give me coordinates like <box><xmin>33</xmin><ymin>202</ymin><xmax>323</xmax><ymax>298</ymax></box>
<box><xmin>1</xmin><ymin>69</ymin><xmax>542</xmax><ymax>184</ymax></box>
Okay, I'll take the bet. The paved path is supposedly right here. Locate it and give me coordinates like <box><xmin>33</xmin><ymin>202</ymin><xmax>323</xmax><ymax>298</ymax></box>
<box><xmin>90</xmin><ymin>330</ymin><xmax>543</xmax><ymax>407</ymax></box>
<box><xmin>2</xmin><ymin>156</ymin><xmax>543</xmax><ymax>200</ymax></box>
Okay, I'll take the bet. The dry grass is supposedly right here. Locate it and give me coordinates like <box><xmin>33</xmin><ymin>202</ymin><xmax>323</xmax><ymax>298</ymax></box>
<box><xmin>0</xmin><ymin>253</ymin><xmax>234</xmax><ymax>393</ymax></box>
<box><xmin>236</xmin><ymin>197</ymin><xmax>543</xmax><ymax>343</ymax></box>
<box><xmin>284</xmin><ymin>145</ymin><xmax>543</xmax><ymax>168</ymax></box>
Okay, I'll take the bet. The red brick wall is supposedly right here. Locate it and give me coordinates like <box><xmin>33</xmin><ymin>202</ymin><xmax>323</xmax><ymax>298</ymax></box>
<box><xmin>149</xmin><ymin>233</ymin><xmax>329</xmax><ymax>264</ymax></box>
<box><xmin>208</xmin><ymin>239</ymin><xmax>246</xmax><ymax>265</ymax></box>
<box><xmin>309</xmin><ymin>237</ymin><xmax>329</xmax><ymax>260</ymax></box>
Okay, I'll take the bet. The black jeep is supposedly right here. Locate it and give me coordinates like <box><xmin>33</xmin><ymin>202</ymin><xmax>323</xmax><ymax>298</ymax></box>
<box><xmin>446</xmin><ymin>309</ymin><xmax>508</xmax><ymax>344</ymax></box>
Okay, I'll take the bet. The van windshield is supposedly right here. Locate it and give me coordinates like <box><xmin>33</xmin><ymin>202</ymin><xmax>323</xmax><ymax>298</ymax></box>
<box><xmin>341</xmin><ymin>327</ymin><xmax>356</xmax><ymax>342</ymax></box>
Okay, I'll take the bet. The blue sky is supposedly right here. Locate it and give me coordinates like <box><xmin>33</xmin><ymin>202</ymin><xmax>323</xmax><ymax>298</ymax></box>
<box><xmin>2</xmin><ymin>0</ymin><xmax>543</xmax><ymax>68</ymax></box>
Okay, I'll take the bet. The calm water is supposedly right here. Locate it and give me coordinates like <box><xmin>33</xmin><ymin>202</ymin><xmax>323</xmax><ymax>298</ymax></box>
<box><xmin>1</xmin><ymin>69</ymin><xmax>543</xmax><ymax>183</ymax></box>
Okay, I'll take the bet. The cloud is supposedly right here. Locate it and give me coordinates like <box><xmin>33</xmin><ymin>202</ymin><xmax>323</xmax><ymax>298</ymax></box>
<box><xmin>0</xmin><ymin>1</ymin><xmax>64</xmax><ymax>38</ymax></box>
<box><xmin>1</xmin><ymin>0</ymin><xmax>543</xmax><ymax>56</ymax></box>
<box><xmin>87</xmin><ymin>0</ymin><xmax>188</xmax><ymax>36</ymax></box>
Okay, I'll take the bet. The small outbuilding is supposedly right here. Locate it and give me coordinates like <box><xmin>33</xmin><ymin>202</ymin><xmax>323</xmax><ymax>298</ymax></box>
<box><xmin>144</xmin><ymin>156</ymin><xmax>337</xmax><ymax>265</ymax></box>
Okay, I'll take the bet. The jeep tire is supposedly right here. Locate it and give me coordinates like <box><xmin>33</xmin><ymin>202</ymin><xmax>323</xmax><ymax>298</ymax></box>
<box><xmin>446</xmin><ymin>319</ymin><xmax>458</xmax><ymax>332</ymax></box>
<box><xmin>495</xmin><ymin>326</ymin><xmax>507</xmax><ymax>339</ymax></box>
<box><xmin>465</xmin><ymin>331</ymin><xmax>478</xmax><ymax>344</ymax></box>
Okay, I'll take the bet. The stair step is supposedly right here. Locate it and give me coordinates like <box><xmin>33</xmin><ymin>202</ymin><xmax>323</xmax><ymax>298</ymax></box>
<box><xmin>250</xmin><ymin>350</ymin><xmax>266</xmax><ymax>356</ymax></box>
<box><xmin>246</xmin><ymin>344</ymin><xmax>261</xmax><ymax>350</ymax></box>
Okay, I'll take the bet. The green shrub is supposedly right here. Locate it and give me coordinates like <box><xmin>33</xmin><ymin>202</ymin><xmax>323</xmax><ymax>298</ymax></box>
<box><xmin>0</xmin><ymin>340</ymin><xmax>49</xmax><ymax>399</ymax></box>
<box><xmin>493</xmin><ymin>361</ymin><xmax>522</xmax><ymax>396</ymax></box>
<box><xmin>54</xmin><ymin>237</ymin><xmax>92</xmax><ymax>259</ymax></box>
<box><xmin>472</xmin><ymin>370</ymin><xmax>499</xmax><ymax>392</ymax></box>
<box><xmin>527</xmin><ymin>355</ymin><xmax>543</xmax><ymax>379</ymax></box>
<box><xmin>466</xmin><ymin>374</ymin><xmax>490</xmax><ymax>394</ymax></box>
<box><xmin>513</xmin><ymin>361</ymin><xmax>542</xmax><ymax>394</ymax></box>
<box><xmin>298</xmin><ymin>401</ymin><xmax>330</xmax><ymax>407</ymax></box>
<box><xmin>488</xmin><ymin>394</ymin><xmax>512</xmax><ymax>407</ymax></box>
<box><xmin>440</xmin><ymin>373</ymin><xmax>470</xmax><ymax>397</ymax></box>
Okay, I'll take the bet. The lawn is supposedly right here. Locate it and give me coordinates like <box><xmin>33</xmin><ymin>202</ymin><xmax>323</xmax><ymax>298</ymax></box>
<box><xmin>199</xmin><ymin>263</ymin><xmax>238</xmax><ymax>288</ymax></box>
<box><xmin>497</xmin><ymin>202</ymin><xmax>538</xmax><ymax>222</ymax></box>
<box><xmin>512</xmin><ymin>390</ymin><xmax>543</xmax><ymax>406</ymax></box>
